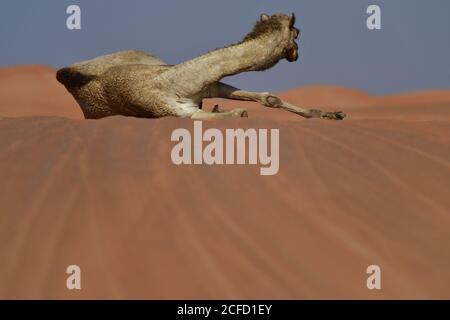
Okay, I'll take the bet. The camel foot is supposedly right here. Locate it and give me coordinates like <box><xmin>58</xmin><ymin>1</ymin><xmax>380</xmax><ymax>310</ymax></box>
<box><xmin>230</xmin><ymin>108</ymin><xmax>249</xmax><ymax>117</ymax></box>
<box><xmin>309</xmin><ymin>109</ymin><xmax>346</xmax><ymax>120</ymax></box>
<box><xmin>320</xmin><ymin>111</ymin><xmax>346</xmax><ymax>120</ymax></box>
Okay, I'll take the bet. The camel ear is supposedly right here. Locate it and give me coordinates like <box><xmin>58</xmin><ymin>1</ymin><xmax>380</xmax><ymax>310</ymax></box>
<box><xmin>290</xmin><ymin>12</ymin><xmax>296</xmax><ymax>27</ymax></box>
<box><xmin>260</xmin><ymin>13</ymin><xmax>270</xmax><ymax>21</ymax></box>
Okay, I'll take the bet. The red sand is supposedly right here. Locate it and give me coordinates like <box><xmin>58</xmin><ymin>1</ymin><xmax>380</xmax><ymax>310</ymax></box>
<box><xmin>0</xmin><ymin>65</ymin><xmax>82</xmax><ymax>119</ymax></box>
<box><xmin>0</xmin><ymin>66</ymin><xmax>449</xmax><ymax>299</ymax></box>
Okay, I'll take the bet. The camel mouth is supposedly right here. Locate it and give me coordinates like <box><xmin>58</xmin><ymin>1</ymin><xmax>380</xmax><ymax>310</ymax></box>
<box><xmin>286</xmin><ymin>49</ymin><xmax>298</xmax><ymax>62</ymax></box>
<box><xmin>286</xmin><ymin>26</ymin><xmax>299</xmax><ymax>62</ymax></box>
<box><xmin>286</xmin><ymin>42</ymin><xmax>299</xmax><ymax>62</ymax></box>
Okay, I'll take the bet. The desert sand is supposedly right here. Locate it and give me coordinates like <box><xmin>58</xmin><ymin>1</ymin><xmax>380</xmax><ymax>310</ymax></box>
<box><xmin>0</xmin><ymin>65</ymin><xmax>449</xmax><ymax>299</ymax></box>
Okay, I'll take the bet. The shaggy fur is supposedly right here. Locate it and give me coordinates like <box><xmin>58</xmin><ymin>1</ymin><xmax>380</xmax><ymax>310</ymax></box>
<box><xmin>241</xmin><ymin>14</ymin><xmax>285</xmax><ymax>43</ymax></box>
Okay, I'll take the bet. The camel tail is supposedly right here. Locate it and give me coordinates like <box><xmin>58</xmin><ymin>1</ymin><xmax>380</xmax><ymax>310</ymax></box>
<box><xmin>56</xmin><ymin>67</ymin><xmax>96</xmax><ymax>88</ymax></box>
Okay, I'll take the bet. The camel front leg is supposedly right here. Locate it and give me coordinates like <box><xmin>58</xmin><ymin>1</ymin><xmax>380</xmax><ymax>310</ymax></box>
<box><xmin>208</xmin><ymin>82</ymin><xmax>346</xmax><ymax>120</ymax></box>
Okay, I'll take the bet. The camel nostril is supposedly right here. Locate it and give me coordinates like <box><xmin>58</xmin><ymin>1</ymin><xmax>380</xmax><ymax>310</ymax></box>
<box><xmin>294</xmin><ymin>27</ymin><xmax>300</xmax><ymax>39</ymax></box>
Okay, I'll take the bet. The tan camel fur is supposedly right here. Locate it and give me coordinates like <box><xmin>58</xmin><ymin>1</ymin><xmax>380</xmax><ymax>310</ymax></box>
<box><xmin>56</xmin><ymin>13</ymin><xmax>346</xmax><ymax>120</ymax></box>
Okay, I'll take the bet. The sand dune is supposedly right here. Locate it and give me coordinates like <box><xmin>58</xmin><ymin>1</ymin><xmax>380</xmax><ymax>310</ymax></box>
<box><xmin>0</xmin><ymin>65</ymin><xmax>449</xmax><ymax>299</ymax></box>
<box><xmin>0</xmin><ymin>65</ymin><xmax>83</xmax><ymax>119</ymax></box>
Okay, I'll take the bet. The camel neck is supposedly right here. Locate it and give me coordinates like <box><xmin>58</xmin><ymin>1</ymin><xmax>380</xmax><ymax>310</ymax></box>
<box><xmin>157</xmin><ymin>34</ymin><xmax>285</xmax><ymax>97</ymax></box>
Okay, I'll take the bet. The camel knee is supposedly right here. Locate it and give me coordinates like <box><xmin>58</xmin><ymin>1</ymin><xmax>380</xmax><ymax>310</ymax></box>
<box><xmin>260</xmin><ymin>93</ymin><xmax>283</xmax><ymax>108</ymax></box>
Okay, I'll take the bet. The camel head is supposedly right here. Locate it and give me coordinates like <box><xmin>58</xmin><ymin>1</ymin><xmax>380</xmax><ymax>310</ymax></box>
<box><xmin>243</xmin><ymin>12</ymin><xmax>300</xmax><ymax>63</ymax></box>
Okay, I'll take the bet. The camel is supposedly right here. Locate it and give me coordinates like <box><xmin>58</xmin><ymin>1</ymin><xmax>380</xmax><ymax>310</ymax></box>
<box><xmin>56</xmin><ymin>13</ymin><xmax>345</xmax><ymax>120</ymax></box>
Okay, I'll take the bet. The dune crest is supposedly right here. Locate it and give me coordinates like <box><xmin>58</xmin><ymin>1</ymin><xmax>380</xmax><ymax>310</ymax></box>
<box><xmin>0</xmin><ymin>65</ymin><xmax>83</xmax><ymax>119</ymax></box>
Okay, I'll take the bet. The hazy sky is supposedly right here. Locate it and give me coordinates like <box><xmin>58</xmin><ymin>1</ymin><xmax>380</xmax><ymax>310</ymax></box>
<box><xmin>1</xmin><ymin>0</ymin><xmax>449</xmax><ymax>94</ymax></box>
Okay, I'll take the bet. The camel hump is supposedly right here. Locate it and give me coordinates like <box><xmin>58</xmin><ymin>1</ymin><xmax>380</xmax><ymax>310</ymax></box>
<box><xmin>56</xmin><ymin>67</ymin><xmax>96</xmax><ymax>88</ymax></box>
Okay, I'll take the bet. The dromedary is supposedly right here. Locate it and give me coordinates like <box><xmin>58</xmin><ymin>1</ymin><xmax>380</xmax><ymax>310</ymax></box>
<box><xmin>56</xmin><ymin>13</ymin><xmax>345</xmax><ymax>120</ymax></box>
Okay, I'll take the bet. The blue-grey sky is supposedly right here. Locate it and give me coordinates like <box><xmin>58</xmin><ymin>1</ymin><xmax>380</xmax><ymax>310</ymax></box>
<box><xmin>1</xmin><ymin>0</ymin><xmax>449</xmax><ymax>94</ymax></box>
